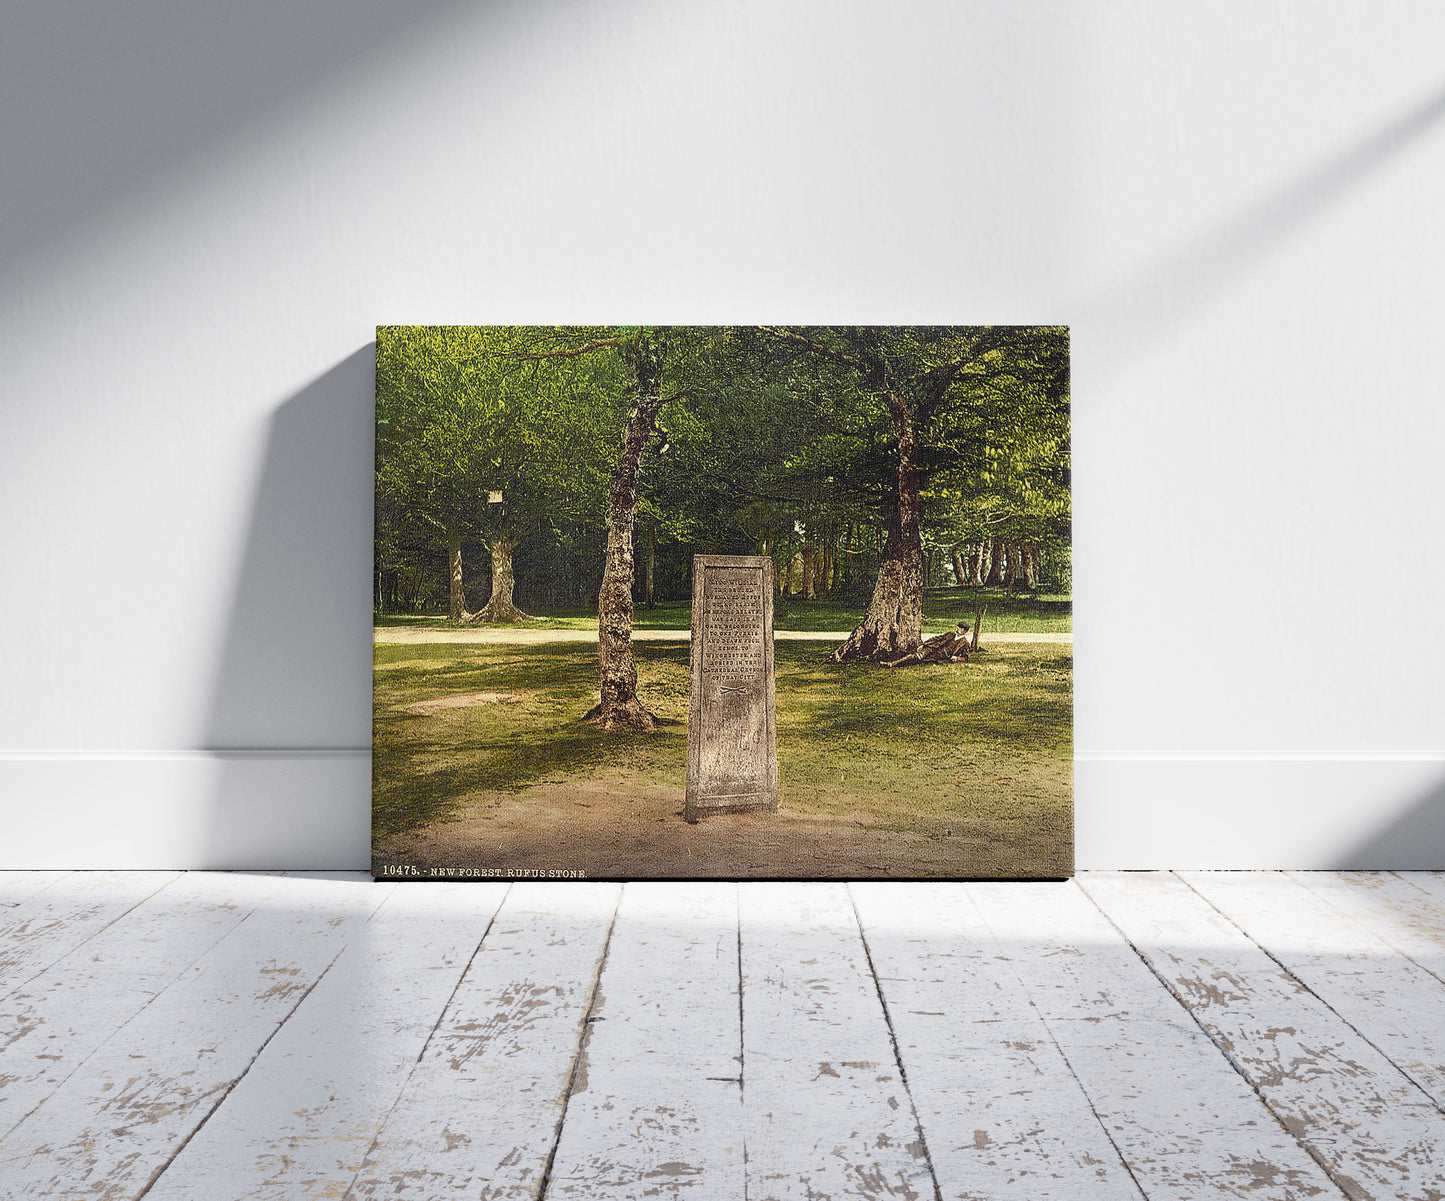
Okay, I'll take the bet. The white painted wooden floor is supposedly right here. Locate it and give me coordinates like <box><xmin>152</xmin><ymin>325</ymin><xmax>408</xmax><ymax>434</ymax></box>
<box><xmin>3</xmin><ymin>873</ymin><xmax>1445</xmax><ymax>1199</ymax></box>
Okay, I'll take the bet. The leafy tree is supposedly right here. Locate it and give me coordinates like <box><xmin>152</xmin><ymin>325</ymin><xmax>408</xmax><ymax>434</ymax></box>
<box><xmin>758</xmin><ymin>326</ymin><xmax>1068</xmax><ymax>661</ymax></box>
<box><xmin>375</xmin><ymin>326</ymin><xmax>617</xmax><ymax>622</ymax></box>
<box><xmin>510</xmin><ymin>327</ymin><xmax>692</xmax><ymax>730</ymax></box>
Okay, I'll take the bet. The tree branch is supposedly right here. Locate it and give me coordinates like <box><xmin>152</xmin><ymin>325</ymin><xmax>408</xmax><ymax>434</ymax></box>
<box><xmin>454</xmin><ymin>336</ymin><xmax>631</xmax><ymax>367</ymax></box>
<box><xmin>756</xmin><ymin>326</ymin><xmax>872</xmax><ymax>375</ymax></box>
<box><xmin>510</xmin><ymin>337</ymin><xmax>631</xmax><ymax>362</ymax></box>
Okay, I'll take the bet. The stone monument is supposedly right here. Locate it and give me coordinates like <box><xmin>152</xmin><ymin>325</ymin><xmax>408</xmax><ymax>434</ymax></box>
<box><xmin>684</xmin><ymin>554</ymin><xmax>779</xmax><ymax>823</ymax></box>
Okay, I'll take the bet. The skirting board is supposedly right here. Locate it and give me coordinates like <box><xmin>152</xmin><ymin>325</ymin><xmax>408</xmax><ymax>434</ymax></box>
<box><xmin>0</xmin><ymin>752</ymin><xmax>372</xmax><ymax>871</ymax></box>
<box><xmin>0</xmin><ymin>753</ymin><xmax>1442</xmax><ymax>870</ymax></box>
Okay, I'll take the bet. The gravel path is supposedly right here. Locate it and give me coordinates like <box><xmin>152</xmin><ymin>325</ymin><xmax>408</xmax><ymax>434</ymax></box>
<box><xmin>375</xmin><ymin>626</ymin><xmax>1072</xmax><ymax>645</ymax></box>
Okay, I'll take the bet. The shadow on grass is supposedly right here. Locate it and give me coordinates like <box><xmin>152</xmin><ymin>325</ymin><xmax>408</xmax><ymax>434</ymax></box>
<box><xmin>374</xmin><ymin>717</ymin><xmax>689</xmax><ymax>838</ymax></box>
<box><xmin>373</xmin><ymin>639</ymin><xmax>1072</xmax><ymax>841</ymax></box>
<box><xmin>374</xmin><ymin>642</ymin><xmax>694</xmax><ymax>837</ymax></box>
<box><xmin>781</xmin><ymin>644</ymin><xmax>1073</xmax><ymax>753</ymax></box>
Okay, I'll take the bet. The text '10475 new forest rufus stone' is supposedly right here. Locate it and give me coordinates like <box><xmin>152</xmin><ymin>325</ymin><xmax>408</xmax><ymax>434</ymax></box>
<box><xmin>685</xmin><ymin>555</ymin><xmax>779</xmax><ymax>823</ymax></box>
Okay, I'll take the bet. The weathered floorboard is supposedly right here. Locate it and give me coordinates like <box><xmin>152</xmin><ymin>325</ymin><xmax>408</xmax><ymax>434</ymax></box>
<box><xmin>143</xmin><ymin>882</ymin><xmax>509</xmax><ymax>1200</ymax></box>
<box><xmin>0</xmin><ymin>871</ymin><xmax>182</xmax><ymax>1001</ymax></box>
<box><xmin>5</xmin><ymin>871</ymin><xmax>1445</xmax><ymax>1201</ymax></box>
<box><xmin>1184</xmin><ymin>870</ymin><xmax>1445</xmax><ymax>1111</ymax></box>
<box><xmin>852</xmin><ymin>882</ymin><xmax>1143</xmax><ymax>1200</ymax></box>
<box><xmin>1085</xmin><ymin>871</ymin><xmax>1445</xmax><ymax>1199</ymax></box>
<box><xmin>0</xmin><ymin>873</ymin><xmax>389</xmax><ymax>1198</ymax></box>
<box><xmin>0</xmin><ymin>871</ymin><xmax>290</xmax><ymax>1140</ymax></box>
<box><xmin>1289</xmin><ymin>871</ymin><xmax>1445</xmax><ymax>982</ymax></box>
<box><xmin>544</xmin><ymin>882</ymin><xmax>744</xmax><ymax>1198</ymax></box>
<box><xmin>740</xmin><ymin>882</ymin><xmax>936</xmax><ymax>1201</ymax></box>
<box><xmin>973</xmin><ymin>881</ymin><xmax>1341</xmax><ymax>1200</ymax></box>
<box><xmin>345</xmin><ymin>882</ymin><xmax>621</xmax><ymax>1200</ymax></box>
<box><xmin>0</xmin><ymin>871</ymin><xmax>68</xmax><ymax>909</ymax></box>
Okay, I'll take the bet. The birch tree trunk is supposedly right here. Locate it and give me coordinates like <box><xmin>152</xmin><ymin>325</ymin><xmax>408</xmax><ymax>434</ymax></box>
<box><xmin>583</xmin><ymin>332</ymin><xmax>669</xmax><ymax>731</ymax></box>
<box><xmin>802</xmin><ymin>527</ymin><xmax>816</xmax><ymax>600</ymax></box>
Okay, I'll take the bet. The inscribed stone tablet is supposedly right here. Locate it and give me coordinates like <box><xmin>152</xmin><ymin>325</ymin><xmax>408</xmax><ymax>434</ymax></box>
<box><xmin>685</xmin><ymin>555</ymin><xmax>778</xmax><ymax>822</ymax></box>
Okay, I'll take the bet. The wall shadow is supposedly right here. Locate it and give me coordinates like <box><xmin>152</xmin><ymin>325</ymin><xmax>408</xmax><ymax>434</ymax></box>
<box><xmin>0</xmin><ymin>0</ymin><xmax>473</xmax><ymax>282</ymax></box>
<box><xmin>1334</xmin><ymin>771</ymin><xmax>1445</xmax><ymax>870</ymax></box>
<box><xmin>201</xmin><ymin>348</ymin><xmax>375</xmax><ymax>868</ymax></box>
<box><xmin>1081</xmin><ymin>82</ymin><xmax>1445</xmax><ymax>375</ymax></box>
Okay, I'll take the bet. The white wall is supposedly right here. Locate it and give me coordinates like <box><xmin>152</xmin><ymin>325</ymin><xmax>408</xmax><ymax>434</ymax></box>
<box><xmin>2</xmin><ymin>0</ymin><xmax>1442</xmax><ymax>869</ymax></box>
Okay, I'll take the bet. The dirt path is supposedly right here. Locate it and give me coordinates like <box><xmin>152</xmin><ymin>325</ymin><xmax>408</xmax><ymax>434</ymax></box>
<box><xmin>373</xmin><ymin>776</ymin><xmax>997</xmax><ymax>879</ymax></box>
<box><xmin>376</xmin><ymin>627</ymin><xmax>1072</xmax><ymax>645</ymax></box>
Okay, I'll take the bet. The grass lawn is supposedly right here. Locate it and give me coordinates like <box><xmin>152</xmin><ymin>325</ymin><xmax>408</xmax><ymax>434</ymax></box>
<box><xmin>374</xmin><ymin>586</ymin><xmax>1072</xmax><ymax>636</ymax></box>
<box><xmin>373</xmin><ymin>637</ymin><xmax>1072</xmax><ymax>878</ymax></box>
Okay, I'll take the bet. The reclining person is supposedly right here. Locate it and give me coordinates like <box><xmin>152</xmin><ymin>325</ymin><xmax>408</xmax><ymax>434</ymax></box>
<box><xmin>881</xmin><ymin>621</ymin><xmax>972</xmax><ymax>668</ymax></box>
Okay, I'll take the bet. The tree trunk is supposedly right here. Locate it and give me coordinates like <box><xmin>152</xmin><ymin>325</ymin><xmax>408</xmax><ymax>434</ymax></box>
<box><xmin>584</xmin><ymin>332</ymin><xmax>669</xmax><ymax>731</ymax></box>
<box><xmin>473</xmin><ymin>535</ymin><xmax>530</xmax><ymax>622</ymax></box>
<box><xmin>967</xmin><ymin>542</ymin><xmax>986</xmax><ymax>587</ymax></box>
<box><xmin>802</xmin><ymin>526</ymin><xmax>816</xmax><ymax>600</ymax></box>
<box><xmin>447</xmin><ymin>534</ymin><xmax>466</xmax><ymax>623</ymax></box>
<box><xmin>1002</xmin><ymin>540</ymin><xmax>1016</xmax><ymax>588</ymax></box>
<box><xmin>783</xmin><ymin>552</ymin><xmax>795</xmax><ymax>598</ymax></box>
<box><xmin>951</xmin><ymin>544</ymin><xmax>965</xmax><ymax>588</ymax></box>
<box><xmin>831</xmin><ymin>402</ymin><xmax>924</xmax><ymax>663</ymax></box>
<box><xmin>984</xmin><ymin>539</ymin><xmax>1003</xmax><ymax>586</ymax></box>
<box><xmin>1021</xmin><ymin>541</ymin><xmax>1039</xmax><ymax>590</ymax></box>
<box><xmin>644</xmin><ymin>519</ymin><xmax>656</xmax><ymax>609</ymax></box>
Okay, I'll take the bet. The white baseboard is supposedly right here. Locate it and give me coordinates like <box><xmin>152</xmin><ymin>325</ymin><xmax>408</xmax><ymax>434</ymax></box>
<box><xmin>1076</xmin><ymin>754</ymin><xmax>1445</xmax><ymax>870</ymax></box>
<box><xmin>0</xmin><ymin>751</ymin><xmax>371</xmax><ymax>870</ymax></box>
<box><xmin>1</xmin><ymin>752</ymin><xmax>1442</xmax><ymax>870</ymax></box>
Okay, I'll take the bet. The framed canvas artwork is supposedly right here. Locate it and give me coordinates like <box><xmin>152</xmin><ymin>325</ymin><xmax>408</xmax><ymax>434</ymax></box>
<box><xmin>373</xmin><ymin>326</ymin><xmax>1071</xmax><ymax>880</ymax></box>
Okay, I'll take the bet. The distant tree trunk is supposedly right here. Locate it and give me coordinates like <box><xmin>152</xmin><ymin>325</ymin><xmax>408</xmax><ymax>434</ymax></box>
<box><xmin>447</xmin><ymin>533</ymin><xmax>467</xmax><ymax>622</ymax></box>
<box><xmin>783</xmin><ymin>553</ymin><xmax>795</xmax><ymax>597</ymax></box>
<box><xmin>968</xmin><ymin>542</ymin><xmax>986</xmax><ymax>586</ymax></box>
<box><xmin>984</xmin><ymin>539</ymin><xmax>1004</xmax><ymax>586</ymax></box>
<box><xmin>831</xmin><ymin>532</ymin><xmax>845</xmax><ymax>593</ymax></box>
<box><xmin>1002</xmin><ymin>540</ymin><xmax>1017</xmax><ymax>588</ymax></box>
<box><xmin>951</xmin><ymin>544</ymin><xmax>966</xmax><ymax>587</ymax></box>
<box><xmin>584</xmin><ymin>332</ymin><xmax>670</xmax><ymax>731</ymax></box>
<box><xmin>1021</xmin><ymin>541</ymin><xmax>1039</xmax><ymax>590</ymax></box>
<box><xmin>838</xmin><ymin>523</ymin><xmax>854</xmax><ymax>589</ymax></box>
<box><xmin>831</xmin><ymin>403</ymin><xmax>924</xmax><ymax>663</ymax></box>
<box><xmin>802</xmin><ymin>527</ymin><xmax>816</xmax><ymax>599</ymax></box>
<box><xmin>644</xmin><ymin>519</ymin><xmax>656</xmax><ymax>609</ymax></box>
<box><xmin>473</xmin><ymin>535</ymin><xmax>530</xmax><ymax>622</ymax></box>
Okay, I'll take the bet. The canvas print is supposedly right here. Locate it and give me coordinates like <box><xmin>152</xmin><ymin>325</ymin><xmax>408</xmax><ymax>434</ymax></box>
<box><xmin>373</xmin><ymin>326</ymin><xmax>1071</xmax><ymax>880</ymax></box>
